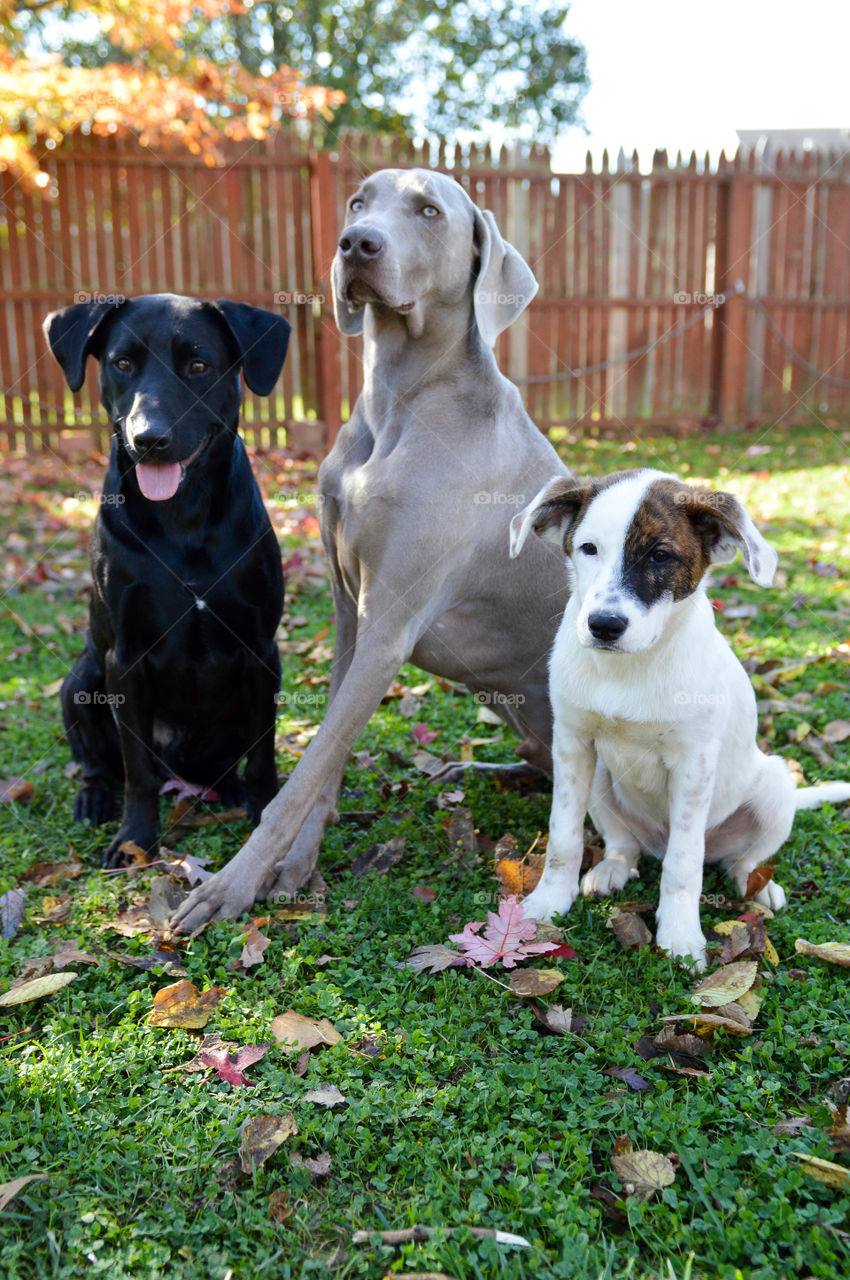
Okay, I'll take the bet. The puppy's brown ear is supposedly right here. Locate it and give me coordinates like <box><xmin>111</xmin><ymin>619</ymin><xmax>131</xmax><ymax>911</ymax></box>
<box><xmin>510</xmin><ymin>475</ymin><xmax>595</xmax><ymax>558</ymax></box>
<box><xmin>682</xmin><ymin>489</ymin><xmax>778</xmax><ymax>587</ymax></box>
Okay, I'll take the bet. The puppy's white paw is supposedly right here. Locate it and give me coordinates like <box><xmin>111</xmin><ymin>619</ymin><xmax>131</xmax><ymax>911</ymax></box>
<box><xmin>655</xmin><ymin>924</ymin><xmax>708</xmax><ymax>971</ymax></box>
<box><xmin>581</xmin><ymin>857</ymin><xmax>638</xmax><ymax>898</ymax></box>
<box><xmin>754</xmin><ymin>879</ymin><xmax>787</xmax><ymax>911</ymax></box>
<box><xmin>520</xmin><ymin>882</ymin><xmax>577</xmax><ymax>923</ymax></box>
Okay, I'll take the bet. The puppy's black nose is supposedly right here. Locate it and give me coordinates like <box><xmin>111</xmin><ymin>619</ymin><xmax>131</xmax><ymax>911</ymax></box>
<box><xmin>338</xmin><ymin>226</ymin><xmax>384</xmax><ymax>262</ymax></box>
<box><xmin>132</xmin><ymin>429</ymin><xmax>171</xmax><ymax>455</ymax></box>
<box><xmin>588</xmin><ymin>611</ymin><xmax>628</xmax><ymax>643</ymax></box>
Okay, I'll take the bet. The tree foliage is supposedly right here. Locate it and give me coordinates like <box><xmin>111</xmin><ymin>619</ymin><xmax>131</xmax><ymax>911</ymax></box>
<box><xmin>0</xmin><ymin>1</ymin><xmax>342</xmax><ymax>189</ymax></box>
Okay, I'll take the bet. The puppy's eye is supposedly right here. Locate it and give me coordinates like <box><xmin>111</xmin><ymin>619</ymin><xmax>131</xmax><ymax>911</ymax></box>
<box><xmin>114</xmin><ymin>357</ymin><xmax>132</xmax><ymax>372</ymax></box>
<box><xmin>650</xmin><ymin>547</ymin><xmax>673</xmax><ymax>565</ymax></box>
<box><xmin>578</xmin><ymin>542</ymin><xmax>598</xmax><ymax>556</ymax></box>
<box><xmin>421</xmin><ymin>205</ymin><xmax>440</xmax><ymax>217</ymax></box>
<box><xmin>188</xmin><ymin>359</ymin><xmax>208</xmax><ymax>374</ymax></box>
<box><xmin>349</xmin><ymin>198</ymin><xmax>364</xmax><ymax>213</ymax></box>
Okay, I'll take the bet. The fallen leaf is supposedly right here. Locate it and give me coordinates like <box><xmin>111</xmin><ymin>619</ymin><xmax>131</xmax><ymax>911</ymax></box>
<box><xmin>0</xmin><ymin>1174</ymin><xmax>48</xmax><ymax>1212</ymax></box>
<box><xmin>745</xmin><ymin>862</ymin><xmax>775</xmax><ymax>899</ymax></box>
<box><xmin>303</xmin><ymin>1083</ymin><xmax>346</xmax><ymax>1108</ymax></box>
<box><xmin>271</xmin><ymin>1010</ymin><xmax>342</xmax><ymax>1052</ymax></box>
<box><xmin>117</xmin><ymin>840</ymin><xmax>151</xmax><ymax>865</ymax></box>
<box><xmin>690</xmin><ymin>960</ymin><xmax>758</xmax><ymax>1007</ymax></box>
<box><xmin>611</xmin><ymin>1146</ymin><xmax>676</xmax><ymax>1202</ymax></box>
<box><xmin>736</xmin><ymin>984</ymin><xmax>765</xmax><ymax>1020</ymax></box>
<box><xmin>771</xmin><ymin>1116</ymin><xmax>812</xmax><ymax>1137</ymax></box>
<box><xmin>0</xmin><ymin>972</ymin><xmax>76</xmax><ymax>1007</ymax></box>
<box><xmin>658</xmin><ymin>1063</ymin><xmax>713</xmax><ymax>1079</ymax></box>
<box><xmin>351</xmin><ymin>835</ymin><xmax>405</xmax><ymax>876</ymax></box>
<box><xmin>102</xmin><ymin>907</ymin><xmax>154</xmax><ymax>938</ymax></box>
<box><xmin>240</xmin><ymin>927</ymin><xmax>272</xmax><ymax>969</ymax></box>
<box><xmin>609</xmin><ymin>909</ymin><xmax>653</xmax><ymax>950</ymax></box>
<box><xmin>148</xmin><ymin>979</ymin><xmax>225</xmax><ymax>1029</ymax></box>
<box><xmin>21</xmin><ymin>860</ymin><xmax>83</xmax><ymax>887</ymax></box>
<box><xmin>447</xmin><ymin>808</ymin><xmax>476</xmax><ymax>854</ymax></box>
<box><xmin>239</xmin><ymin>1113</ymin><xmax>298</xmax><ymax>1172</ymax></box>
<box><xmin>164</xmin><ymin>851</ymin><xmax>213</xmax><ymax>886</ymax></box>
<box><xmin>411</xmin><ymin>886</ymin><xmax>436</xmax><ymax>903</ymax></box>
<box><xmin>449</xmin><ymin>895</ymin><xmax>559</xmax><ymax>969</ymax></box>
<box><xmin>170</xmin><ymin>1032</ymin><xmax>229</xmax><ymax>1073</ymax></box>
<box><xmin>686</xmin><ymin>1009</ymin><xmax>753</xmax><ymax>1036</ymax></box>
<box><xmin>507</xmin><ymin>968</ymin><xmax>564</xmax><ymax>998</ymax></box>
<box><xmin>411</xmin><ymin>722</ymin><xmax>440</xmax><ymax>745</ymax></box>
<box><xmin>197</xmin><ymin>1043</ymin><xmax>270</xmax><ymax>1087</ymax></box>
<box><xmin>0</xmin><ymin>778</ymin><xmax>33</xmax><ymax>803</ymax></box>
<box><xmin>795</xmin><ymin>939</ymin><xmax>850</xmax><ymax>967</ymax></box>
<box><xmin>495</xmin><ymin>854</ymin><xmax>545</xmax><ymax>897</ymax></box>
<box><xmin>403</xmin><ymin>944</ymin><xmax>468</xmax><ymax>973</ymax></box>
<box><xmin>652</xmin><ymin>1026</ymin><xmax>707</xmax><ymax>1058</ymax></box>
<box><xmin>410</xmin><ymin>749</ymin><xmax>446</xmax><ymax>776</ymax></box>
<box><xmin>789</xmin><ymin>721</ymin><xmax>813</xmax><ymax>743</ymax></box>
<box><xmin>604</xmin><ymin>1065</ymin><xmax>653</xmax><ymax>1091</ymax></box>
<box><xmin>791</xmin><ymin>1153</ymin><xmax>850</xmax><ymax>1190</ymax></box>
<box><xmin>147</xmin><ymin>876</ymin><xmax>186</xmax><ymax>926</ymax></box>
<box><xmin>268</xmin><ymin>1187</ymin><xmax>293</xmax><ymax>1223</ymax></box>
<box><xmin>822</xmin><ymin>719</ymin><xmax>850</xmax><ymax>745</ymax></box>
<box><xmin>0</xmin><ymin>888</ymin><xmax>27</xmax><ymax>940</ymax></box>
<box><xmin>530</xmin><ymin>1002</ymin><xmax>576</xmax><ymax>1035</ymax></box>
<box><xmin>764</xmin><ymin>937</ymin><xmax>780</xmax><ymax>966</ymax></box>
<box><xmin>290</xmin><ymin>1150</ymin><xmax>332</xmax><ymax>1178</ymax></box>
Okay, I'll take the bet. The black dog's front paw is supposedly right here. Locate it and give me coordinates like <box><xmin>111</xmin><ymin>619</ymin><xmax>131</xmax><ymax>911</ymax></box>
<box><xmin>73</xmin><ymin>783</ymin><xmax>115</xmax><ymax>827</ymax></box>
<box><xmin>102</xmin><ymin>827</ymin><xmax>160</xmax><ymax>869</ymax></box>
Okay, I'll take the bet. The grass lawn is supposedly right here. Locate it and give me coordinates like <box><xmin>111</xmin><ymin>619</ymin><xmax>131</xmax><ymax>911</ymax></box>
<box><xmin>1</xmin><ymin>421</ymin><xmax>849</xmax><ymax>1279</ymax></box>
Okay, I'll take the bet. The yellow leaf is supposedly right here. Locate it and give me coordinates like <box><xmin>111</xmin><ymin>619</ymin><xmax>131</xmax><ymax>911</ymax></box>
<box><xmin>712</xmin><ymin>919</ymin><xmax>743</xmax><ymax>935</ymax></box>
<box><xmin>148</xmin><ymin>979</ymin><xmax>224</xmax><ymax>1029</ymax></box>
<box><xmin>239</xmin><ymin>1113</ymin><xmax>297</xmax><ymax>1174</ymax></box>
<box><xmin>790</xmin><ymin>721</ymin><xmax>812</xmax><ymax>743</ymax></box>
<box><xmin>0</xmin><ymin>972</ymin><xmax>76</xmax><ymax>1006</ymax></box>
<box><xmin>611</xmin><ymin>1147</ymin><xmax>676</xmax><ymax>1202</ymax></box>
<box><xmin>508</xmin><ymin>969</ymin><xmax>564</xmax><ymax>998</ymax></box>
<box><xmin>764</xmin><ymin>937</ymin><xmax>780</xmax><ymax>966</ymax></box>
<box><xmin>795</xmin><ymin>939</ymin><xmax>850</xmax><ymax>968</ymax></box>
<box><xmin>690</xmin><ymin>960</ymin><xmax>758</xmax><ymax>1007</ymax></box>
<box><xmin>791</xmin><ymin>1153</ymin><xmax>850</xmax><ymax>1190</ymax></box>
<box><xmin>736</xmin><ymin>986</ymin><xmax>765</xmax><ymax>1020</ymax></box>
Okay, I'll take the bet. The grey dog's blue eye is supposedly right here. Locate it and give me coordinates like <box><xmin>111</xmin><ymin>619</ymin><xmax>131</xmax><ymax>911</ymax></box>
<box><xmin>578</xmin><ymin>542</ymin><xmax>597</xmax><ymax>556</ymax></box>
<box><xmin>349</xmin><ymin>198</ymin><xmax>364</xmax><ymax>212</ymax></box>
<box><xmin>421</xmin><ymin>205</ymin><xmax>440</xmax><ymax>217</ymax></box>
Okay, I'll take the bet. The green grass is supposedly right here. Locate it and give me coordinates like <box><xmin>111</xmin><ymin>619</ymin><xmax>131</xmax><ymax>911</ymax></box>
<box><xmin>1</xmin><ymin>422</ymin><xmax>850</xmax><ymax>1279</ymax></box>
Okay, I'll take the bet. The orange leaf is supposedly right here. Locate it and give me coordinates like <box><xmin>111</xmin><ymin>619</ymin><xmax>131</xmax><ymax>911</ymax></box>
<box><xmin>148</xmin><ymin>979</ymin><xmax>225</xmax><ymax>1029</ymax></box>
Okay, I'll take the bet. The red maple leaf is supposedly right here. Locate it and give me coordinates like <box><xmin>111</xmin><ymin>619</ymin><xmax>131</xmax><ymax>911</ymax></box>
<box><xmin>196</xmin><ymin>1043</ymin><xmax>270</xmax><ymax>1087</ymax></box>
<box><xmin>448</xmin><ymin>895</ymin><xmax>559</xmax><ymax>969</ymax></box>
<box><xmin>412</xmin><ymin>722</ymin><xmax>440</xmax><ymax>745</ymax></box>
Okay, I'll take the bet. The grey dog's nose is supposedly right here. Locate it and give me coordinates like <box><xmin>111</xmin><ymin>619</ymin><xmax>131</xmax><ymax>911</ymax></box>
<box><xmin>338</xmin><ymin>226</ymin><xmax>384</xmax><ymax>262</ymax></box>
<box><xmin>588</xmin><ymin>611</ymin><xmax>628</xmax><ymax>643</ymax></box>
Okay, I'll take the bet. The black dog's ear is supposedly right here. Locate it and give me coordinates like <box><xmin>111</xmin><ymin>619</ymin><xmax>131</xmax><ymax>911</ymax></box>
<box><xmin>43</xmin><ymin>299</ymin><xmax>123</xmax><ymax>391</ymax></box>
<box><xmin>213</xmin><ymin>300</ymin><xmax>291</xmax><ymax>397</ymax></box>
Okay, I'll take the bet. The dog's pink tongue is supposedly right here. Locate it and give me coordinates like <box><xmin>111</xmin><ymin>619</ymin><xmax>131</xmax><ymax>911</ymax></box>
<box><xmin>135</xmin><ymin>462</ymin><xmax>181</xmax><ymax>501</ymax></box>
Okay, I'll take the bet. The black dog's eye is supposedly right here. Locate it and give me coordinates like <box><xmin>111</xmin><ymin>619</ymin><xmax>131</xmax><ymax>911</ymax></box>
<box><xmin>578</xmin><ymin>542</ymin><xmax>598</xmax><ymax>556</ymax></box>
<box><xmin>188</xmin><ymin>359</ymin><xmax>209</xmax><ymax>374</ymax></box>
<box><xmin>421</xmin><ymin>204</ymin><xmax>440</xmax><ymax>218</ymax></box>
<box><xmin>349</xmin><ymin>197</ymin><xmax>364</xmax><ymax>213</ymax></box>
<box><xmin>114</xmin><ymin>357</ymin><xmax>132</xmax><ymax>372</ymax></box>
<box><xmin>650</xmin><ymin>547</ymin><xmax>673</xmax><ymax>565</ymax></box>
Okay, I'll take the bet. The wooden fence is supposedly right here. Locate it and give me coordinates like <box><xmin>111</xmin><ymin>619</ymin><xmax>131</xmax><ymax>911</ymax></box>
<box><xmin>2</xmin><ymin>130</ymin><xmax>850</xmax><ymax>453</ymax></box>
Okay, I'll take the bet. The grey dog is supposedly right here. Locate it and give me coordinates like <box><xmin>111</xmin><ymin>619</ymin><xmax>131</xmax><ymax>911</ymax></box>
<box><xmin>174</xmin><ymin>167</ymin><xmax>571</xmax><ymax>929</ymax></box>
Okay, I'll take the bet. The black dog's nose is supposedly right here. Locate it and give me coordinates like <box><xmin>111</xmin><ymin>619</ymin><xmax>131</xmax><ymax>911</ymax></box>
<box><xmin>338</xmin><ymin>225</ymin><xmax>384</xmax><ymax>262</ymax></box>
<box><xmin>588</xmin><ymin>611</ymin><xmax>629</xmax><ymax>643</ymax></box>
<box><xmin>132</xmin><ymin>429</ymin><xmax>171</xmax><ymax>455</ymax></box>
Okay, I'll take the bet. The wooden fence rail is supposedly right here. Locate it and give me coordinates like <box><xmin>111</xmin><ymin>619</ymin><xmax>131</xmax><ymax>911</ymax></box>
<box><xmin>1</xmin><ymin>130</ymin><xmax>849</xmax><ymax>454</ymax></box>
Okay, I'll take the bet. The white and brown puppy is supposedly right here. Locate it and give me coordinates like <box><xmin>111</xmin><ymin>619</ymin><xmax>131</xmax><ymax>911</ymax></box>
<box><xmin>510</xmin><ymin>468</ymin><xmax>850</xmax><ymax>968</ymax></box>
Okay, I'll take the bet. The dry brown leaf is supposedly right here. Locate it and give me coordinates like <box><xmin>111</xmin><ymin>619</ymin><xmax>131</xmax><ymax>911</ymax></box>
<box><xmin>745</xmin><ymin>861</ymin><xmax>775</xmax><ymax>899</ymax></box>
<box><xmin>690</xmin><ymin>960</ymin><xmax>758</xmax><ymax>1007</ymax></box>
<box><xmin>118</xmin><ymin>840</ymin><xmax>151</xmax><ymax>865</ymax></box>
<box><xmin>530</xmin><ymin>1002</ymin><xmax>574</xmax><ymax>1035</ymax></box>
<box><xmin>0</xmin><ymin>972</ymin><xmax>76</xmax><ymax>1007</ymax></box>
<box><xmin>303</xmin><ymin>1083</ymin><xmax>346</xmax><ymax>1108</ymax></box>
<box><xmin>148</xmin><ymin>979</ymin><xmax>225</xmax><ymax>1029</ymax></box>
<box><xmin>688</xmin><ymin>1009</ymin><xmax>753</xmax><ymax>1036</ymax></box>
<box><xmin>0</xmin><ymin>1173</ymin><xmax>48</xmax><ymax>1211</ymax></box>
<box><xmin>508</xmin><ymin>968</ymin><xmax>564</xmax><ymax>998</ymax></box>
<box><xmin>609</xmin><ymin>908</ymin><xmax>653</xmax><ymax>950</ymax></box>
<box><xmin>239</xmin><ymin>1113</ymin><xmax>298</xmax><ymax>1173</ymax></box>
<box><xmin>21</xmin><ymin>860</ymin><xmax>84</xmax><ymax>887</ymax></box>
<box><xmin>822</xmin><ymin>719</ymin><xmax>850</xmax><ymax>744</ymax></box>
<box><xmin>611</xmin><ymin>1146</ymin><xmax>676</xmax><ymax>1202</ymax></box>
<box><xmin>240</xmin><ymin>927</ymin><xmax>272</xmax><ymax>969</ymax></box>
<box><xmin>268</xmin><ymin>1187</ymin><xmax>293</xmax><ymax>1223</ymax></box>
<box><xmin>795</xmin><ymin>939</ymin><xmax>850</xmax><ymax>967</ymax></box>
<box><xmin>271</xmin><ymin>1010</ymin><xmax>342</xmax><ymax>1053</ymax></box>
<box><xmin>0</xmin><ymin>778</ymin><xmax>34</xmax><ymax>803</ymax></box>
<box><xmin>771</xmin><ymin>1116</ymin><xmax>812</xmax><ymax>1137</ymax></box>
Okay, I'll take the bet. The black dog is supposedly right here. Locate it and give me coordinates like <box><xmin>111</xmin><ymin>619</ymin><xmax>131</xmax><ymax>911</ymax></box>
<box><xmin>44</xmin><ymin>293</ymin><xmax>290</xmax><ymax>867</ymax></box>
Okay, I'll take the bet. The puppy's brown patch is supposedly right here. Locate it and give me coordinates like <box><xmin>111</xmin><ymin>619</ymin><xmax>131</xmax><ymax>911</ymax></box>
<box><xmin>623</xmin><ymin>479</ymin><xmax>716</xmax><ymax>605</ymax></box>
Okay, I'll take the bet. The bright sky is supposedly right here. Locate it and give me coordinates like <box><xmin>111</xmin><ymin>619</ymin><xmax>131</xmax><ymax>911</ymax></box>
<box><xmin>552</xmin><ymin>0</ymin><xmax>850</xmax><ymax>172</ymax></box>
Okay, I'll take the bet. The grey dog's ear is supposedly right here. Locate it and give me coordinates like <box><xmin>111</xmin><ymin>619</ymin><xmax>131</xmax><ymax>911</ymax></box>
<box><xmin>509</xmin><ymin>474</ymin><xmax>592</xmax><ymax>557</ymax></box>
<box><xmin>473</xmin><ymin>208</ymin><xmax>538</xmax><ymax>347</ymax></box>
<box><xmin>331</xmin><ymin>253</ymin><xmax>364</xmax><ymax>337</ymax></box>
<box><xmin>43</xmin><ymin>298</ymin><xmax>124</xmax><ymax>391</ymax></box>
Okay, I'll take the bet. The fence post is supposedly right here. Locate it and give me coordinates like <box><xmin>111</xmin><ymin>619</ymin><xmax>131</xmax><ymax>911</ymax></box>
<box><xmin>309</xmin><ymin>148</ymin><xmax>342</xmax><ymax>448</ymax></box>
<box><xmin>712</xmin><ymin>154</ymin><xmax>753</xmax><ymax>425</ymax></box>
